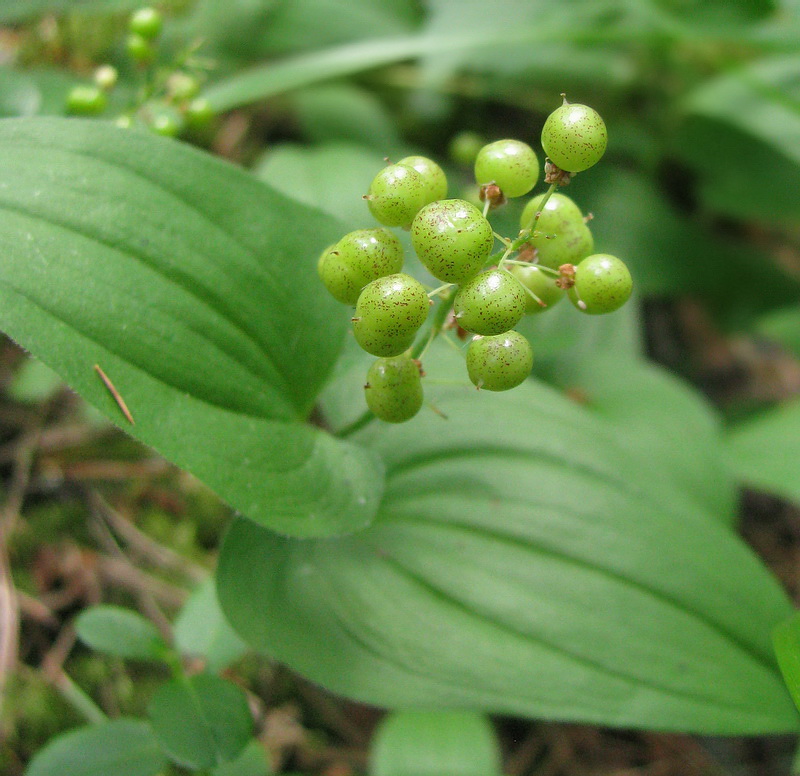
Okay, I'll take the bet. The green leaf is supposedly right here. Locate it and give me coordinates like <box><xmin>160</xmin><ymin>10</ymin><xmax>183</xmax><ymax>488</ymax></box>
<box><xmin>289</xmin><ymin>84</ymin><xmax>402</xmax><ymax>153</ymax></box>
<box><xmin>26</xmin><ymin>718</ymin><xmax>167</xmax><ymax>776</ymax></box>
<box><xmin>148</xmin><ymin>674</ymin><xmax>253</xmax><ymax>770</ymax></box>
<box><xmin>212</xmin><ymin>740</ymin><xmax>271</xmax><ymax>776</ymax></box>
<box><xmin>370</xmin><ymin>710</ymin><xmax>501</xmax><ymax>776</ymax></box>
<box><xmin>255</xmin><ymin>142</ymin><xmax>385</xmax><ymax>230</ymax></box>
<box><xmin>75</xmin><ymin>605</ymin><xmax>167</xmax><ymax>661</ymax></box>
<box><xmin>756</xmin><ymin>306</ymin><xmax>800</xmax><ymax>360</ymax></box>
<box><xmin>219</xmin><ymin>380</ymin><xmax>799</xmax><ymax>734</ymax></box>
<box><xmin>540</xmin><ymin>355</ymin><xmax>737</xmax><ymax>524</ymax></box>
<box><xmin>174</xmin><ymin>578</ymin><xmax>248</xmax><ymax>672</ymax></box>
<box><xmin>774</xmin><ymin>612</ymin><xmax>800</xmax><ymax>714</ymax></box>
<box><xmin>679</xmin><ymin>55</ymin><xmax>800</xmax><ymax>224</ymax></box>
<box><xmin>0</xmin><ymin>117</ymin><xmax>384</xmax><ymax>537</ymax></box>
<box><xmin>0</xmin><ymin>0</ymin><xmax>143</xmax><ymax>22</ymax></box>
<box><xmin>725</xmin><ymin>398</ymin><xmax>800</xmax><ymax>504</ymax></box>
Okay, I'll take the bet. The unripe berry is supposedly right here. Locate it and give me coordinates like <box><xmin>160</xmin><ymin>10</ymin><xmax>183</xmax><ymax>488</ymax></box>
<box><xmin>508</xmin><ymin>264</ymin><xmax>564</xmax><ymax>314</ymax></box>
<box><xmin>520</xmin><ymin>192</ymin><xmax>593</xmax><ymax>270</ymax></box>
<box><xmin>353</xmin><ymin>273</ymin><xmax>429</xmax><ymax>357</ymax></box>
<box><xmin>318</xmin><ymin>228</ymin><xmax>404</xmax><ymax>305</ymax></box>
<box><xmin>66</xmin><ymin>85</ymin><xmax>107</xmax><ymax>115</ymax></box>
<box><xmin>185</xmin><ymin>98</ymin><xmax>215</xmax><ymax>128</ymax></box>
<box><xmin>449</xmin><ymin>131</ymin><xmax>484</xmax><ymax>166</ymax></box>
<box><xmin>567</xmin><ymin>254</ymin><xmax>633</xmax><ymax>314</ymax></box>
<box><xmin>366</xmin><ymin>163</ymin><xmax>427</xmax><ymax>227</ymax></box>
<box><xmin>129</xmin><ymin>7</ymin><xmax>163</xmax><ymax>40</ymax></box>
<box><xmin>466</xmin><ymin>331</ymin><xmax>533</xmax><ymax>391</ymax></box>
<box><xmin>541</xmin><ymin>100</ymin><xmax>607</xmax><ymax>173</ymax></box>
<box><xmin>127</xmin><ymin>33</ymin><xmax>156</xmax><ymax>64</ymax></box>
<box><xmin>397</xmin><ymin>155</ymin><xmax>447</xmax><ymax>205</ymax></box>
<box><xmin>454</xmin><ymin>269</ymin><xmax>527</xmax><ymax>335</ymax></box>
<box><xmin>474</xmin><ymin>139</ymin><xmax>539</xmax><ymax>198</ymax></box>
<box><xmin>410</xmin><ymin>199</ymin><xmax>494</xmax><ymax>284</ymax></box>
<box><xmin>364</xmin><ymin>356</ymin><xmax>423</xmax><ymax>423</ymax></box>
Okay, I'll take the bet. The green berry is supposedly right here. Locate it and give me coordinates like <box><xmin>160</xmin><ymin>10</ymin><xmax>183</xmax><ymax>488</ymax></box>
<box><xmin>366</xmin><ymin>163</ymin><xmax>427</xmax><ymax>227</ymax></box>
<box><xmin>567</xmin><ymin>254</ymin><xmax>632</xmax><ymax>315</ymax></box>
<box><xmin>474</xmin><ymin>139</ymin><xmax>539</xmax><ymax>198</ymax></box>
<box><xmin>410</xmin><ymin>199</ymin><xmax>494</xmax><ymax>284</ymax></box>
<box><xmin>185</xmin><ymin>97</ymin><xmax>215</xmax><ymax>128</ymax></box>
<box><xmin>168</xmin><ymin>72</ymin><xmax>200</xmax><ymax>102</ymax></box>
<box><xmin>365</xmin><ymin>356</ymin><xmax>423</xmax><ymax>423</ymax></box>
<box><xmin>466</xmin><ymin>331</ymin><xmax>533</xmax><ymax>391</ymax></box>
<box><xmin>449</xmin><ymin>131</ymin><xmax>484</xmax><ymax>166</ymax></box>
<box><xmin>66</xmin><ymin>85</ymin><xmax>107</xmax><ymax>115</ymax></box>
<box><xmin>149</xmin><ymin>104</ymin><xmax>184</xmax><ymax>137</ymax></box>
<box><xmin>318</xmin><ymin>228</ymin><xmax>404</xmax><ymax>305</ymax></box>
<box><xmin>129</xmin><ymin>7</ymin><xmax>163</xmax><ymax>40</ymax></box>
<box><xmin>508</xmin><ymin>264</ymin><xmax>564</xmax><ymax>314</ymax></box>
<box><xmin>93</xmin><ymin>64</ymin><xmax>118</xmax><ymax>91</ymax></box>
<box><xmin>397</xmin><ymin>155</ymin><xmax>447</xmax><ymax>205</ymax></box>
<box><xmin>519</xmin><ymin>192</ymin><xmax>593</xmax><ymax>270</ymax></box>
<box><xmin>453</xmin><ymin>269</ymin><xmax>527</xmax><ymax>335</ymax></box>
<box><xmin>541</xmin><ymin>100</ymin><xmax>607</xmax><ymax>173</ymax></box>
<box><xmin>353</xmin><ymin>273</ymin><xmax>429</xmax><ymax>357</ymax></box>
<box><xmin>126</xmin><ymin>32</ymin><xmax>156</xmax><ymax>64</ymax></box>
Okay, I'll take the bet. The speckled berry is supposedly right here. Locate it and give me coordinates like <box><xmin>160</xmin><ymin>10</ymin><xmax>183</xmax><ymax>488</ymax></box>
<box><xmin>568</xmin><ymin>254</ymin><xmax>632</xmax><ymax>315</ymax></box>
<box><xmin>454</xmin><ymin>269</ymin><xmax>527</xmax><ymax>335</ymax></box>
<box><xmin>474</xmin><ymin>139</ymin><xmax>539</xmax><ymax>198</ymax></box>
<box><xmin>397</xmin><ymin>155</ymin><xmax>447</xmax><ymax>205</ymax></box>
<box><xmin>366</xmin><ymin>163</ymin><xmax>427</xmax><ymax>227</ymax></box>
<box><xmin>541</xmin><ymin>101</ymin><xmax>607</xmax><ymax>173</ymax></box>
<box><xmin>449</xmin><ymin>131</ymin><xmax>485</xmax><ymax>166</ymax></box>
<box><xmin>519</xmin><ymin>192</ymin><xmax>593</xmax><ymax>270</ymax></box>
<box><xmin>353</xmin><ymin>273</ymin><xmax>429</xmax><ymax>356</ymax></box>
<box><xmin>508</xmin><ymin>264</ymin><xmax>564</xmax><ymax>314</ymax></box>
<box><xmin>364</xmin><ymin>356</ymin><xmax>423</xmax><ymax>423</ymax></box>
<box><xmin>410</xmin><ymin>199</ymin><xmax>494</xmax><ymax>284</ymax></box>
<box><xmin>466</xmin><ymin>331</ymin><xmax>533</xmax><ymax>391</ymax></box>
<box><xmin>318</xmin><ymin>228</ymin><xmax>404</xmax><ymax>305</ymax></box>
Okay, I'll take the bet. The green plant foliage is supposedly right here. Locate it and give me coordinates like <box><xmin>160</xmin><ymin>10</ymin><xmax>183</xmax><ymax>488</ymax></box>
<box><xmin>255</xmin><ymin>142</ymin><xmax>386</xmax><ymax>230</ymax></box>
<box><xmin>75</xmin><ymin>605</ymin><xmax>168</xmax><ymax>661</ymax></box>
<box><xmin>0</xmin><ymin>0</ymin><xmax>142</xmax><ymax>23</ymax></box>
<box><xmin>756</xmin><ymin>306</ymin><xmax>800</xmax><ymax>360</ymax></box>
<box><xmin>174</xmin><ymin>578</ymin><xmax>248</xmax><ymax>672</ymax></box>
<box><xmin>25</xmin><ymin>718</ymin><xmax>167</xmax><ymax>776</ymax></box>
<box><xmin>211</xmin><ymin>740</ymin><xmax>272</xmax><ymax>776</ymax></box>
<box><xmin>147</xmin><ymin>674</ymin><xmax>253</xmax><ymax>770</ymax></box>
<box><xmin>774</xmin><ymin>612</ymin><xmax>800</xmax><ymax>714</ymax></box>
<box><xmin>218</xmin><ymin>378</ymin><xmax>799</xmax><ymax>734</ymax></box>
<box><xmin>370</xmin><ymin>710</ymin><xmax>502</xmax><ymax>776</ymax></box>
<box><xmin>289</xmin><ymin>84</ymin><xmax>402</xmax><ymax>153</ymax></box>
<box><xmin>0</xmin><ymin>117</ymin><xmax>384</xmax><ymax>538</ymax></box>
<box><xmin>725</xmin><ymin>398</ymin><xmax>800</xmax><ymax>505</ymax></box>
<box><xmin>680</xmin><ymin>55</ymin><xmax>800</xmax><ymax>224</ymax></box>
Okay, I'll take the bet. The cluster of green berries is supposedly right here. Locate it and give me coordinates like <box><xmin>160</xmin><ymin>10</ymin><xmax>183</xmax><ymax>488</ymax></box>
<box><xmin>318</xmin><ymin>97</ymin><xmax>633</xmax><ymax>424</ymax></box>
<box><xmin>65</xmin><ymin>7</ymin><xmax>214</xmax><ymax>137</ymax></box>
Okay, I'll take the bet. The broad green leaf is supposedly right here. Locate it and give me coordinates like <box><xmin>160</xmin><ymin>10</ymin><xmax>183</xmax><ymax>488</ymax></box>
<box><xmin>370</xmin><ymin>710</ymin><xmax>501</xmax><ymax>776</ymax></box>
<box><xmin>219</xmin><ymin>379</ymin><xmax>799</xmax><ymax>734</ymax></box>
<box><xmin>680</xmin><ymin>55</ymin><xmax>800</xmax><ymax>224</ymax></box>
<box><xmin>75</xmin><ymin>605</ymin><xmax>167</xmax><ymax>661</ymax></box>
<box><xmin>756</xmin><ymin>306</ymin><xmax>800</xmax><ymax>360</ymax></box>
<box><xmin>0</xmin><ymin>67</ymin><xmax>76</xmax><ymax>118</ymax></box>
<box><xmin>774</xmin><ymin>612</ymin><xmax>800</xmax><ymax>713</ymax></box>
<box><xmin>212</xmin><ymin>740</ymin><xmax>272</xmax><ymax>776</ymax></box>
<box><xmin>289</xmin><ymin>85</ymin><xmax>402</xmax><ymax>153</ymax></box>
<box><xmin>255</xmin><ymin>142</ymin><xmax>386</xmax><ymax>230</ymax></box>
<box><xmin>174</xmin><ymin>578</ymin><xmax>248</xmax><ymax>672</ymax></box>
<box><xmin>0</xmin><ymin>0</ymin><xmax>142</xmax><ymax>22</ymax></box>
<box><xmin>26</xmin><ymin>718</ymin><xmax>167</xmax><ymax>776</ymax></box>
<box><xmin>541</xmin><ymin>355</ymin><xmax>737</xmax><ymax>524</ymax></box>
<box><xmin>0</xmin><ymin>117</ymin><xmax>383</xmax><ymax>537</ymax></box>
<box><xmin>725</xmin><ymin>398</ymin><xmax>800</xmax><ymax>504</ymax></box>
<box><xmin>148</xmin><ymin>674</ymin><xmax>253</xmax><ymax>770</ymax></box>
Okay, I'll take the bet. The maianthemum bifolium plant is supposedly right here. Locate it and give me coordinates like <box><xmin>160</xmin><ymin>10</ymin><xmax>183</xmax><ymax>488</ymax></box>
<box><xmin>4</xmin><ymin>3</ymin><xmax>800</xmax><ymax>773</ymax></box>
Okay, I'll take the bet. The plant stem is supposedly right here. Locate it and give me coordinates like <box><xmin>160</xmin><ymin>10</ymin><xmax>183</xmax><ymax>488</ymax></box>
<box><xmin>520</xmin><ymin>182</ymin><xmax>557</xmax><ymax>233</ymax></box>
<box><xmin>336</xmin><ymin>409</ymin><xmax>376</xmax><ymax>439</ymax></box>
